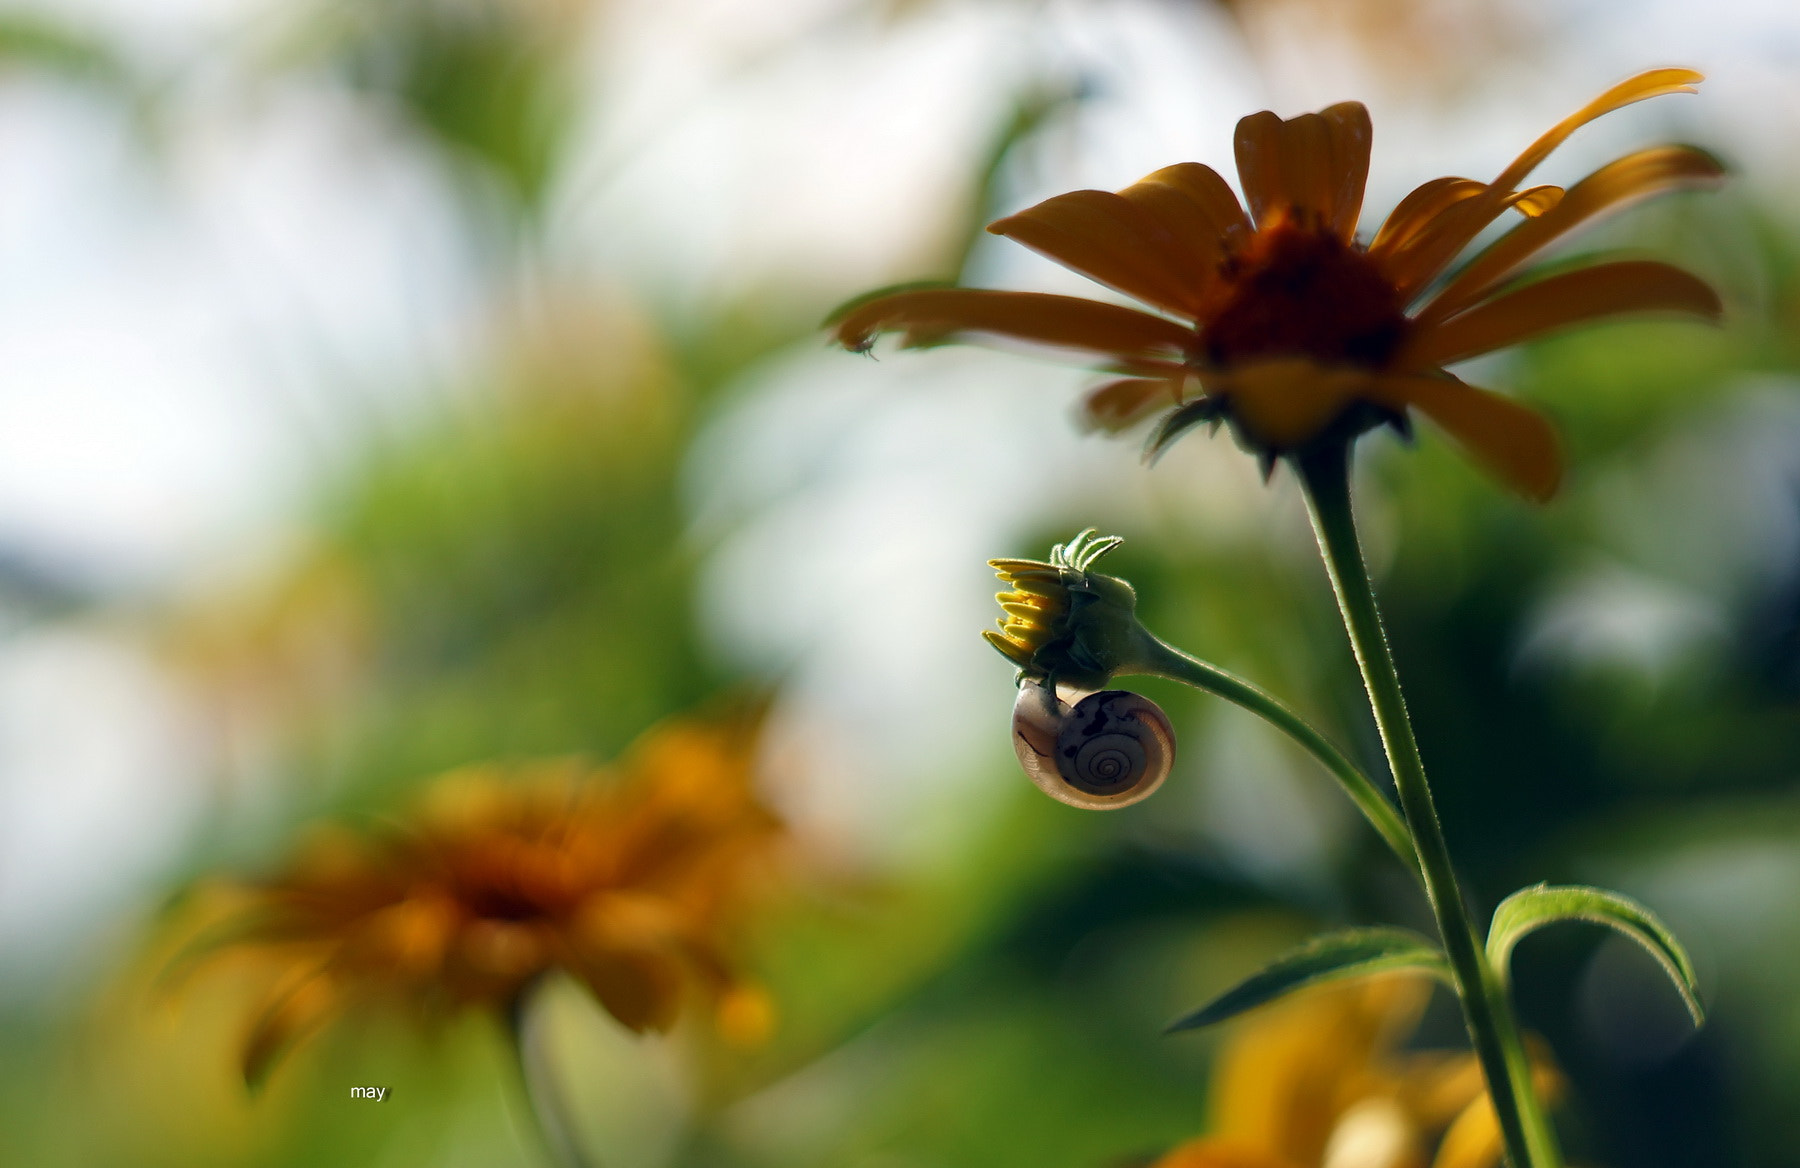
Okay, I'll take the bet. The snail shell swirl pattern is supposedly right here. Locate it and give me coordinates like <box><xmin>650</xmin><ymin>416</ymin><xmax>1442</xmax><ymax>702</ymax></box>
<box><xmin>1011</xmin><ymin>681</ymin><xmax>1176</xmax><ymax>810</ymax></box>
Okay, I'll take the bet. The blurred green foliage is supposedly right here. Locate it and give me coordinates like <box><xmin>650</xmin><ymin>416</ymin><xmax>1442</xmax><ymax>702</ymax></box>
<box><xmin>288</xmin><ymin>0</ymin><xmax>587</xmax><ymax>216</ymax></box>
<box><xmin>0</xmin><ymin>12</ymin><xmax>129</xmax><ymax>84</ymax></box>
<box><xmin>303</xmin><ymin>313</ymin><xmax>717</xmax><ymax>800</ymax></box>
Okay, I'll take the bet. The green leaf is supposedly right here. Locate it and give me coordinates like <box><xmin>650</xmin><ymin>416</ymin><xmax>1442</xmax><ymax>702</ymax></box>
<box><xmin>1487</xmin><ymin>883</ymin><xmax>1703</xmax><ymax>1025</ymax></box>
<box><xmin>1165</xmin><ymin>927</ymin><xmax>1449</xmax><ymax>1034</ymax></box>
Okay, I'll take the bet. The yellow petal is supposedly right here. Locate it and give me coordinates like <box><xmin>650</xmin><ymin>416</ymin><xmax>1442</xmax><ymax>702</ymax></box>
<box><xmin>1279</xmin><ymin>111</ymin><xmax>1335</xmax><ymax>228</ymax></box>
<box><xmin>982</xmin><ymin>629</ymin><xmax>1034</xmax><ymax>665</ymax></box>
<box><xmin>1418</xmin><ymin>145</ymin><xmax>1724</xmax><ymax>323</ymax></box>
<box><xmin>1510</xmin><ymin>185</ymin><xmax>1564</xmax><ymax>217</ymax></box>
<box><xmin>1406</xmin><ymin>260</ymin><xmax>1721</xmax><ymax>366</ymax></box>
<box><xmin>568</xmin><ymin>943</ymin><xmax>686</xmax><ymax>1033</ymax></box>
<box><xmin>1081</xmin><ymin>376</ymin><xmax>1184</xmax><ymax>431</ymax></box>
<box><xmin>1322</xmin><ymin>1096</ymin><xmax>1422</xmax><ymax>1168</ymax></box>
<box><xmin>1233</xmin><ymin>104</ymin><xmax>1373</xmax><ymax>238</ymax></box>
<box><xmin>1005</xmin><ymin>578</ymin><xmax>1061</xmax><ymax>599</ymax></box>
<box><xmin>1152</xmin><ymin>1137</ymin><xmax>1298</xmax><ymax>1168</ymax></box>
<box><xmin>1490</xmin><ymin>67</ymin><xmax>1705</xmax><ymax>196</ymax></box>
<box><xmin>1124</xmin><ymin>162</ymin><xmax>1253</xmax><ymax>254</ymax></box>
<box><xmin>351</xmin><ymin>894</ymin><xmax>459</xmax><ymax>976</ymax></box>
<box><xmin>831</xmin><ymin>288</ymin><xmax>1192</xmax><ymax>362</ymax></box>
<box><xmin>1117</xmin><ymin>164</ymin><xmax>1249</xmax><ymax>298</ymax></box>
<box><xmin>989</xmin><ymin>189</ymin><xmax>1206</xmax><ymax>316</ymax></box>
<box><xmin>1371</xmin><ymin>177</ymin><xmax>1486</xmax><ymax>257</ymax></box>
<box><xmin>1371</xmin><ymin>374</ymin><xmax>1562</xmax><ymax>502</ymax></box>
<box><xmin>1321</xmin><ymin>102</ymin><xmax>1374</xmax><ymax>239</ymax></box>
<box><xmin>240</xmin><ymin>965</ymin><xmax>339</xmax><ymax>1088</ymax></box>
<box><xmin>1429</xmin><ymin>1095</ymin><xmax>1506</xmax><ymax>1168</ymax></box>
<box><xmin>1209</xmin><ymin>976</ymin><xmax>1433</xmax><ymax>1165</ymax></box>
<box><xmin>994</xmin><ymin>579</ymin><xmax>1060</xmax><ymax>595</ymax></box>
<box><xmin>1373</xmin><ymin>184</ymin><xmax>1565</xmax><ymax>296</ymax></box>
<box><xmin>1426</xmin><ymin>1046</ymin><xmax>1562</xmax><ymax>1168</ymax></box>
<box><xmin>1399</xmin><ymin>1053</ymin><xmax>1487</xmax><ymax>1127</ymax></box>
<box><xmin>715</xmin><ymin>982</ymin><xmax>776</xmax><ymax>1047</ymax></box>
<box><xmin>1390</xmin><ymin>70</ymin><xmax>1706</xmax><ymax>301</ymax></box>
<box><xmin>1235</xmin><ymin>109</ymin><xmax>1289</xmax><ymax>229</ymax></box>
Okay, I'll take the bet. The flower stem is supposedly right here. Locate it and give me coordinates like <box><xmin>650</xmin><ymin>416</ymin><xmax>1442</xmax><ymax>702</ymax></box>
<box><xmin>1133</xmin><ymin>637</ymin><xmax>1419</xmax><ymax>872</ymax></box>
<box><xmin>1295</xmin><ymin>442</ymin><xmax>1560</xmax><ymax>1168</ymax></box>
<box><xmin>507</xmin><ymin>982</ymin><xmax>600</xmax><ymax>1168</ymax></box>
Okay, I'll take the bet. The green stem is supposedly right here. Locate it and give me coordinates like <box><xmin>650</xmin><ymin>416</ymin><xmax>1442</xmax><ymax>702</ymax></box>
<box><xmin>1295</xmin><ymin>442</ymin><xmax>1559</xmax><ymax>1168</ymax></box>
<box><xmin>508</xmin><ymin>982</ymin><xmax>600</xmax><ymax>1168</ymax></box>
<box><xmin>1132</xmin><ymin>637</ymin><xmax>1419</xmax><ymax>873</ymax></box>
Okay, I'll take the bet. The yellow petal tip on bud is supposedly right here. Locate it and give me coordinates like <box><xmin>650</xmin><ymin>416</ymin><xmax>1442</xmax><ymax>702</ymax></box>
<box><xmin>980</xmin><ymin>531</ymin><xmax>1150</xmax><ymax>688</ymax></box>
<box><xmin>983</xmin><ymin>629</ymin><xmax>1035</xmax><ymax>666</ymax></box>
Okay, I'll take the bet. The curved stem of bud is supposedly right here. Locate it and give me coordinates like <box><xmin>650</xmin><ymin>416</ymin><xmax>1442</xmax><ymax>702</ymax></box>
<box><xmin>1127</xmin><ymin>636</ymin><xmax>1420</xmax><ymax>873</ymax></box>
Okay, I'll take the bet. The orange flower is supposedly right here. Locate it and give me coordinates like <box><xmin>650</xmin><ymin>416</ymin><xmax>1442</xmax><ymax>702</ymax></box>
<box><xmin>1153</xmin><ymin>974</ymin><xmax>1559</xmax><ymax>1168</ymax></box>
<box><xmin>178</xmin><ymin>711</ymin><xmax>781</xmax><ymax>1086</ymax></box>
<box><xmin>834</xmin><ymin>69</ymin><xmax>1723</xmax><ymax>500</ymax></box>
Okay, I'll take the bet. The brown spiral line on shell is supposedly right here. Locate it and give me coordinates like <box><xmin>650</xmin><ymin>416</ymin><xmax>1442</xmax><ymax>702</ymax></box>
<box><xmin>1011</xmin><ymin>682</ymin><xmax>1176</xmax><ymax>810</ymax></box>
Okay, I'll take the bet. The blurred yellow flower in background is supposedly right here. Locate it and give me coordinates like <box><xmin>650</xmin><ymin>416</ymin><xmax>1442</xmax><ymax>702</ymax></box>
<box><xmin>174</xmin><ymin>709</ymin><xmax>782</xmax><ymax>1087</ymax></box>
<box><xmin>835</xmin><ymin>69</ymin><xmax>1722</xmax><ymax>500</ymax></box>
<box><xmin>1152</xmin><ymin>975</ymin><xmax>1559</xmax><ymax>1168</ymax></box>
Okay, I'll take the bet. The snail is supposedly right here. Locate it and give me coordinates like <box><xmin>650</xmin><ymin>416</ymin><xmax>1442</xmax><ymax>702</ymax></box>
<box><xmin>1010</xmin><ymin>680</ymin><xmax>1176</xmax><ymax>810</ymax></box>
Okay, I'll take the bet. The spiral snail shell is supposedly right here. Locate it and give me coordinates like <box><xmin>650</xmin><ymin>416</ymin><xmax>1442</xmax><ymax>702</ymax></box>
<box><xmin>1011</xmin><ymin>680</ymin><xmax>1176</xmax><ymax>810</ymax></box>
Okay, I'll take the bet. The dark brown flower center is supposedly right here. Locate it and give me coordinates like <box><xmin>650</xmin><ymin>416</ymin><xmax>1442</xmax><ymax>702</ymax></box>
<box><xmin>1200</xmin><ymin>219</ymin><xmax>1407</xmax><ymax>369</ymax></box>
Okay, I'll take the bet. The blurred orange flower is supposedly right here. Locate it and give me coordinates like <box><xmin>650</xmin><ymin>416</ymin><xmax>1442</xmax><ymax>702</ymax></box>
<box><xmin>179</xmin><ymin>710</ymin><xmax>782</xmax><ymax>1086</ymax></box>
<box><xmin>1153</xmin><ymin>975</ymin><xmax>1557</xmax><ymax>1168</ymax></box>
<box><xmin>835</xmin><ymin>69</ymin><xmax>1722</xmax><ymax>501</ymax></box>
